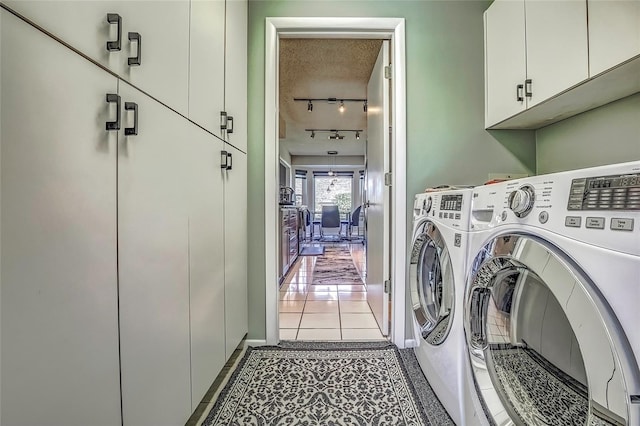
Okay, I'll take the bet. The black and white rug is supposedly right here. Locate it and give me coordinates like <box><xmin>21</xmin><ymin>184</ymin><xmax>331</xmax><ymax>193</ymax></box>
<box><xmin>202</xmin><ymin>342</ymin><xmax>453</xmax><ymax>426</ymax></box>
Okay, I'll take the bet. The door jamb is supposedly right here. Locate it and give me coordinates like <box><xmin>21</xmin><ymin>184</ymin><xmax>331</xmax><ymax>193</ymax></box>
<box><xmin>264</xmin><ymin>17</ymin><xmax>407</xmax><ymax>348</ymax></box>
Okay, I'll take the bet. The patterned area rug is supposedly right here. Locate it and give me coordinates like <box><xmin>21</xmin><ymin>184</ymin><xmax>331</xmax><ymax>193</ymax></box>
<box><xmin>312</xmin><ymin>245</ymin><xmax>363</xmax><ymax>285</ymax></box>
<box><xmin>202</xmin><ymin>342</ymin><xmax>453</xmax><ymax>426</ymax></box>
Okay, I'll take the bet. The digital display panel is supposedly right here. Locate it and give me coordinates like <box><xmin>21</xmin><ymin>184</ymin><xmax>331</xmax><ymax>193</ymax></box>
<box><xmin>440</xmin><ymin>194</ymin><xmax>463</xmax><ymax>211</ymax></box>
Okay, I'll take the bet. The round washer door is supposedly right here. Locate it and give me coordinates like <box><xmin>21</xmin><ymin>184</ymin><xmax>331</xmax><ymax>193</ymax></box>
<box><xmin>465</xmin><ymin>233</ymin><xmax>637</xmax><ymax>426</ymax></box>
<box><xmin>409</xmin><ymin>220</ymin><xmax>455</xmax><ymax>345</ymax></box>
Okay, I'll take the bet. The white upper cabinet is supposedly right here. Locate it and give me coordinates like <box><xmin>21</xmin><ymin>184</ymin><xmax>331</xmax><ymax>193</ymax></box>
<box><xmin>224</xmin><ymin>0</ymin><xmax>248</xmax><ymax>152</ymax></box>
<box><xmin>588</xmin><ymin>0</ymin><xmax>640</xmax><ymax>76</ymax></box>
<box><xmin>524</xmin><ymin>0</ymin><xmax>588</xmax><ymax>107</ymax></box>
<box><xmin>484</xmin><ymin>0</ymin><xmax>527</xmax><ymax>127</ymax></box>
<box><xmin>485</xmin><ymin>0</ymin><xmax>588</xmax><ymax>127</ymax></box>
<box><xmin>189</xmin><ymin>0</ymin><xmax>225</xmax><ymax>138</ymax></box>
<box><xmin>188</xmin><ymin>0</ymin><xmax>247</xmax><ymax>151</ymax></box>
<box><xmin>2</xmin><ymin>0</ymin><xmax>190</xmax><ymax>115</ymax></box>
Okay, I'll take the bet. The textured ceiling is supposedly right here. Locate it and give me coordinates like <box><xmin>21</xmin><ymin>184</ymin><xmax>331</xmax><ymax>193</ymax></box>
<box><xmin>279</xmin><ymin>39</ymin><xmax>382</xmax><ymax>159</ymax></box>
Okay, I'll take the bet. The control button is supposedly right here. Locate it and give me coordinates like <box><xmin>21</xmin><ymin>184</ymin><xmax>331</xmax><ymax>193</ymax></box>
<box><xmin>439</xmin><ymin>212</ymin><xmax>443</xmax><ymax>219</ymax></box>
<box><xmin>455</xmin><ymin>213</ymin><xmax>461</xmax><ymax>220</ymax></box>
<box><xmin>501</xmin><ymin>211</ymin><xmax>508</xmax><ymax>221</ymax></box>
<box><xmin>565</xmin><ymin>216</ymin><xmax>582</xmax><ymax>228</ymax></box>
<box><xmin>585</xmin><ymin>217</ymin><xmax>605</xmax><ymax>229</ymax></box>
<box><xmin>611</xmin><ymin>218</ymin><xmax>634</xmax><ymax>231</ymax></box>
<box><xmin>538</xmin><ymin>211</ymin><xmax>549</xmax><ymax>224</ymax></box>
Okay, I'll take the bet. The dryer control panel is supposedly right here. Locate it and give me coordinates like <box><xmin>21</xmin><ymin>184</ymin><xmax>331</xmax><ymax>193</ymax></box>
<box><xmin>568</xmin><ymin>172</ymin><xmax>640</xmax><ymax>211</ymax></box>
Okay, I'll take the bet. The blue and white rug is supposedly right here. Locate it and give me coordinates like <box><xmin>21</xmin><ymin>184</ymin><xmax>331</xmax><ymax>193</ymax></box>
<box><xmin>202</xmin><ymin>342</ymin><xmax>453</xmax><ymax>425</ymax></box>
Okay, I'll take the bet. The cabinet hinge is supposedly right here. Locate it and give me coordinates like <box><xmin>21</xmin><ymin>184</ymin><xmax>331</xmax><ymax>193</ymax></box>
<box><xmin>384</xmin><ymin>172</ymin><xmax>392</xmax><ymax>186</ymax></box>
<box><xmin>384</xmin><ymin>65</ymin><xmax>392</xmax><ymax>79</ymax></box>
<box><xmin>384</xmin><ymin>280</ymin><xmax>391</xmax><ymax>293</ymax></box>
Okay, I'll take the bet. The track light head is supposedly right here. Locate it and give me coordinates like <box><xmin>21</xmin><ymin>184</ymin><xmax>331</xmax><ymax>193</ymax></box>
<box><xmin>307</xmin><ymin>100</ymin><xmax>313</xmax><ymax>112</ymax></box>
<box><xmin>338</xmin><ymin>100</ymin><xmax>345</xmax><ymax>113</ymax></box>
<box><xmin>356</xmin><ymin>131</ymin><xmax>360</xmax><ymax>140</ymax></box>
<box><xmin>363</xmin><ymin>100</ymin><xmax>367</xmax><ymax>112</ymax></box>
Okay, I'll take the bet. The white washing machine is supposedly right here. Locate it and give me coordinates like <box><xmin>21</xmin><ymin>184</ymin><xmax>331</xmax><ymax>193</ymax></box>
<box><xmin>409</xmin><ymin>188</ymin><xmax>474</xmax><ymax>425</ymax></box>
<box><xmin>462</xmin><ymin>162</ymin><xmax>640</xmax><ymax>426</ymax></box>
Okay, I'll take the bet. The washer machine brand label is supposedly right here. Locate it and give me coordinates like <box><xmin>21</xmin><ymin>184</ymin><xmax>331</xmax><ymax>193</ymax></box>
<box><xmin>454</xmin><ymin>233</ymin><xmax>461</xmax><ymax>247</ymax></box>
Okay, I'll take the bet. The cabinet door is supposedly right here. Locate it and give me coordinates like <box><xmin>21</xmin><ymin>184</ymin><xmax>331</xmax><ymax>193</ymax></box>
<box><xmin>484</xmin><ymin>0</ymin><xmax>527</xmax><ymax>127</ymax></box>
<box><xmin>224</xmin><ymin>147</ymin><xmax>248</xmax><ymax>357</ymax></box>
<box><xmin>525</xmin><ymin>0</ymin><xmax>588</xmax><ymax>107</ymax></box>
<box><xmin>1</xmin><ymin>11</ymin><xmax>121</xmax><ymax>426</ymax></box>
<box><xmin>588</xmin><ymin>0</ymin><xmax>640</xmax><ymax>76</ymax></box>
<box><xmin>117</xmin><ymin>81</ymin><xmax>191</xmax><ymax>426</ymax></box>
<box><xmin>3</xmin><ymin>0</ymin><xmax>191</xmax><ymax>114</ymax></box>
<box><xmin>189</xmin><ymin>0</ymin><xmax>225</xmax><ymax>137</ymax></box>
<box><xmin>224</xmin><ymin>0</ymin><xmax>248</xmax><ymax>151</ymax></box>
<box><xmin>116</xmin><ymin>0</ymin><xmax>190</xmax><ymax>115</ymax></box>
<box><xmin>185</xmin><ymin>128</ymin><xmax>226</xmax><ymax>409</ymax></box>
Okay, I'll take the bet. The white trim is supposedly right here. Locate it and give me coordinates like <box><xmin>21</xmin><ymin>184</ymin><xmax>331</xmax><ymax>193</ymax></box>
<box><xmin>244</xmin><ymin>339</ymin><xmax>269</xmax><ymax>347</ymax></box>
<box><xmin>264</xmin><ymin>17</ymin><xmax>407</xmax><ymax>348</ymax></box>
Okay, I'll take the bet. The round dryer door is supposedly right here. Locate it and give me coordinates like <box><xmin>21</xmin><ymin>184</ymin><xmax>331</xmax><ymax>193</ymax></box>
<box><xmin>409</xmin><ymin>221</ymin><xmax>455</xmax><ymax>345</ymax></box>
<box><xmin>465</xmin><ymin>234</ymin><xmax>637</xmax><ymax>426</ymax></box>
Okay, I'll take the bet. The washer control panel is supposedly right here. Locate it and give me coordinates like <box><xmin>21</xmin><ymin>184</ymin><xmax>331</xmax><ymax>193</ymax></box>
<box><xmin>440</xmin><ymin>193</ymin><xmax>463</xmax><ymax>211</ymax></box>
<box><xmin>568</xmin><ymin>172</ymin><xmax>640</xmax><ymax>211</ymax></box>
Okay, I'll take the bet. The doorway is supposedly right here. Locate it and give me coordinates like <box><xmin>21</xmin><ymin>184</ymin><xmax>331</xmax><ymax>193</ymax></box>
<box><xmin>264</xmin><ymin>17</ymin><xmax>407</xmax><ymax>348</ymax></box>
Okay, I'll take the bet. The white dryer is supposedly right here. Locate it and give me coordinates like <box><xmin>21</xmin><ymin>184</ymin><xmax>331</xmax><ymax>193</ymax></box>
<box><xmin>409</xmin><ymin>189</ymin><xmax>474</xmax><ymax>425</ymax></box>
<box><xmin>462</xmin><ymin>162</ymin><xmax>640</xmax><ymax>426</ymax></box>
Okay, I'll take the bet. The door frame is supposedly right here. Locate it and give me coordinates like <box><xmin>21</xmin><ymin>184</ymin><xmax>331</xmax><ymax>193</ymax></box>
<box><xmin>264</xmin><ymin>17</ymin><xmax>407</xmax><ymax>348</ymax></box>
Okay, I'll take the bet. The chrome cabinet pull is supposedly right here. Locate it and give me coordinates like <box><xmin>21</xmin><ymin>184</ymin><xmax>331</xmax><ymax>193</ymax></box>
<box><xmin>516</xmin><ymin>84</ymin><xmax>524</xmax><ymax>102</ymax></box>
<box><xmin>106</xmin><ymin>93</ymin><xmax>121</xmax><ymax>131</ymax></box>
<box><xmin>221</xmin><ymin>150</ymin><xmax>228</xmax><ymax>169</ymax></box>
<box><xmin>226</xmin><ymin>152</ymin><xmax>233</xmax><ymax>170</ymax></box>
<box><xmin>128</xmin><ymin>32</ymin><xmax>141</xmax><ymax>66</ymax></box>
<box><xmin>124</xmin><ymin>102</ymin><xmax>138</xmax><ymax>135</ymax></box>
<box><xmin>227</xmin><ymin>116</ymin><xmax>234</xmax><ymax>134</ymax></box>
<box><xmin>106</xmin><ymin>14</ymin><xmax>122</xmax><ymax>51</ymax></box>
<box><xmin>525</xmin><ymin>79</ymin><xmax>533</xmax><ymax>98</ymax></box>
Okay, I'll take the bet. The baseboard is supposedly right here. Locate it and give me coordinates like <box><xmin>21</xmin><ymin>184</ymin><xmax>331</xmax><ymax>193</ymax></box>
<box><xmin>244</xmin><ymin>339</ymin><xmax>268</xmax><ymax>347</ymax></box>
<box><xmin>404</xmin><ymin>339</ymin><xmax>418</xmax><ymax>348</ymax></box>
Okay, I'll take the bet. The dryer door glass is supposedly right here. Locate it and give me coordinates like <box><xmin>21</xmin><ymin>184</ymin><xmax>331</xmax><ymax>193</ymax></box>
<box><xmin>409</xmin><ymin>221</ymin><xmax>454</xmax><ymax>345</ymax></box>
<box><xmin>465</xmin><ymin>234</ymin><xmax>634</xmax><ymax>426</ymax></box>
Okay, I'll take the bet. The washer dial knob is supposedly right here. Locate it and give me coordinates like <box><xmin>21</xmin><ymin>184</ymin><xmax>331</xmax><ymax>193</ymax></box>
<box><xmin>422</xmin><ymin>196</ymin><xmax>433</xmax><ymax>214</ymax></box>
<box><xmin>508</xmin><ymin>185</ymin><xmax>535</xmax><ymax>217</ymax></box>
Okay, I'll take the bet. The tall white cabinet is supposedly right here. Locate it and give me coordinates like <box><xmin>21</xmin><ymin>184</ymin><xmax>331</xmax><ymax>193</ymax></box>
<box><xmin>0</xmin><ymin>11</ymin><xmax>121</xmax><ymax>426</ymax></box>
<box><xmin>0</xmin><ymin>1</ymin><xmax>248</xmax><ymax>425</ymax></box>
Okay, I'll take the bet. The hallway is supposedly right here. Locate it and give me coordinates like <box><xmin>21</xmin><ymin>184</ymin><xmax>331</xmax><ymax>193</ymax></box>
<box><xmin>278</xmin><ymin>243</ymin><xmax>385</xmax><ymax>341</ymax></box>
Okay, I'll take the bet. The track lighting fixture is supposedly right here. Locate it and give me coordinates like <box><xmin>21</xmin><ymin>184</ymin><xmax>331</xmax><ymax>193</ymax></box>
<box><xmin>305</xmin><ymin>129</ymin><xmax>363</xmax><ymax>140</ymax></box>
<box><xmin>294</xmin><ymin>98</ymin><xmax>367</xmax><ymax>113</ymax></box>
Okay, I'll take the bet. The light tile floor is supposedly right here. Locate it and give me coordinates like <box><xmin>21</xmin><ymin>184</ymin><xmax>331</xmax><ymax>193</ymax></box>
<box><xmin>279</xmin><ymin>243</ymin><xmax>385</xmax><ymax>341</ymax></box>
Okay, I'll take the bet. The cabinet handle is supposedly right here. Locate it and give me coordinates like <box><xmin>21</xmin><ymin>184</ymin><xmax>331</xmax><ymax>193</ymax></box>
<box><xmin>128</xmin><ymin>32</ymin><xmax>142</xmax><ymax>66</ymax></box>
<box><xmin>124</xmin><ymin>102</ymin><xmax>138</xmax><ymax>135</ymax></box>
<box><xmin>227</xmin><ymin>116</ymin><xmax>234</xmax><ymax>134</ymax></box>
<box><xmin>106</xmin><ymin>14</ymin><xmax>122</xmax><ymax>51</ymax></box>
<box><xmin>226</xmin><ymin>152</ymin><xmax>233</xmax><ymax>170</ymax></box>
<box><xmin>221</xmin><ymin>150</ymin><xmax>228</xmax><ymax>169</ymax></box>
<box><xmin>106</xmin><ymin>93</ymin><xmax>121</xmax><ymax>131</ymax></box>
<box><xmin>220</xmin><ymin>111</ymin><xmax>228</xmax><ymax>131</ymax></box>
<box><xmin>524</xmin><ymin>79</ymin><xmax>532</xmax><ymax>98</ymax></box>
<box><xmin>516</xmin><ymin>84</ymin><xmax>524</xmax><ymax>102</ymax></box>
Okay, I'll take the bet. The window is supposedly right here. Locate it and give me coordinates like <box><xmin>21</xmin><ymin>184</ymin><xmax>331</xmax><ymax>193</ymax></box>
<box><xmin>314</xmin><ymin>175</ymin><xmax>352</xmax><ymax>217</ymax></box>
<box><xmin>294</xmin><ymin>170</ymin><xmax>306</xmax><ymax>206</ymax></box>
